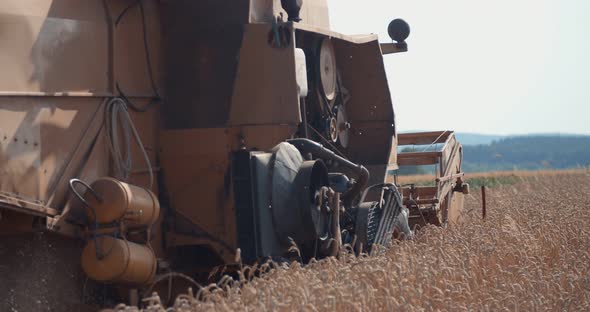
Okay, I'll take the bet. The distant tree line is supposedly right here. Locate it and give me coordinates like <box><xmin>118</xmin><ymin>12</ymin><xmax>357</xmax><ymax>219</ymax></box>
<box><xmin>393</xmin><ymin>135</ymin><xmax>590</xmax><ymax>175</ymax></box>
<box><xmin>462</xmin><ymin>136</ymin><xmax>590</xmax><ymax>172</ymax></box>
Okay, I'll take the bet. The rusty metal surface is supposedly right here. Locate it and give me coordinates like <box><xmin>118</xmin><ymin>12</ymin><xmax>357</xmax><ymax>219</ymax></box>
<box><xmin>0</xmin><ymin>97</ymin><xmax>107</xmax><ymax>210</ymax></box>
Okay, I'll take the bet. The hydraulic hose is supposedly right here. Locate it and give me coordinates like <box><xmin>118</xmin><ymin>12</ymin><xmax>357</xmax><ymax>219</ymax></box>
<box><xmin>287</xmin><ymin>138</ymin><xmax>369</xmax><ymax>207</ymax></box>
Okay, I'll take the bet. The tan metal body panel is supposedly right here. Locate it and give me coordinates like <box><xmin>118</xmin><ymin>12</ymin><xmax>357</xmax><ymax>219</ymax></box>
<box><xmin>109</xmin><ymin>1</ymin><xmax>161</xmax><ymax>97</ymax></box>
<box><xmin>0</xmin><ymin>1</ymin><xmax>110</xmax><ymax>94</ymax></box>
<box><xmin>159</xmin><ymin>128</ymin><xmax>234</xmax><ymax>252</ymax></box>
<box><xmin>0</xmin><ymin>0</ymin><xmax>161</xmax><ymax>96</ymax></box>
<box><xmin>229</xmin><ymin>24</ymin><xmax>301</xmax><ymax>126</ymax></box>
<box><xmin>123</xmin><ymin>101</ymin><xmax>160</xmax><ymax>190</ymax></box>
<box><xmin>0</xmin><ymin>97</ymin><xmax>108</xmax><ymax>211</ymax></box>
<box><xmin>0</xmin><ymin>1</ymin><xmax>161</xmax><ymax>223</ymax></box>
<box><xmin>447</xmin><ymin>192</ymin><xmax>465</xmax><ymax>225</ymax></box>
<box><xmin>389</xmin><ymin>135</ymin><xmax>399</xmax><ymax>171</ymax></box>
<box><xmin>159</xmin><ymin>1</ymin><xmax>247</xmax><ymax>129</ymax></box>
<box><xmin>159</xmin><ymin>125</ymin><xmax>297</xmax><ymax>261</ymax></box>
<box><xmin>335</xmin><ymin>39</ymin><xmax>395</xmax><ymax>184</ymax></box>
<box><xmin>294</xmin><ymin>23</ymin><xmax>376</xmax><ymax>43</ymax></box>
<box><xmin>0</xmin><ymin>99</ymin><xmax>159</xmax><ymax>219</ymax></box>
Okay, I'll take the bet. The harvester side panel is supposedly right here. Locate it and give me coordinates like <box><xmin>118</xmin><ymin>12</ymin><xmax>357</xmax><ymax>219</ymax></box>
<box><xmin>160</xmin><ymin>0</ymin><xmax>246</xmax><ymax>129</ymax></box>
<box><xmin>333</xmin><ymin>38</ymin><xmax>395</xmax><ymax>186</ymax></box>
<box><xmin>229</xmin><ymin>24</ymin><xmax>301</xmax><ymax>126</ymax></box>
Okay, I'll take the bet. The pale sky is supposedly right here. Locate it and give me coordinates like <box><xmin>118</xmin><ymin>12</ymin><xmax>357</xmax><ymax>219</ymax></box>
<box><xmin>328</xmin><ymin>0</ymin><xmax>590</xmax><ymax>135</ymax></box>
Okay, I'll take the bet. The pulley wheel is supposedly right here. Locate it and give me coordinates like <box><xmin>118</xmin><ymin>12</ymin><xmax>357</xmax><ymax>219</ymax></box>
<box><xmin>318</xmin><ymin>38</ymin><xmax>337</xmax><ymax>101</ymax></box>
<box><xmin>292</xmin><ymin>160</ymin><xmax>331</xmax><ymax>243</ymax></box>
<box><xmin>336</xmin><ymin>105</ymin><xmax>350</xmax><ymax>148</ymax></box>
<box><xmin>270</xmin><ymin>142</ymin><xmax>331</xmax><ymax>245</ymax></box>
<box><xmin>328</xmin><ymin>117</ymin><xmax>338</xmax><ymax>142</ymax></box>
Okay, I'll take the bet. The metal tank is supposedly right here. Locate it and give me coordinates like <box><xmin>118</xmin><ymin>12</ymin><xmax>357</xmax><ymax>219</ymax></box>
<box><xmin>0</xmin><ymin>0</ymin><xmax>467</xmax><ymax>309</ymax></box>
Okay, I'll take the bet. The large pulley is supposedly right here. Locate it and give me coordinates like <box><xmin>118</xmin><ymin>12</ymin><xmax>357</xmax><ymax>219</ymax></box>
<box><xmin>270</xmin><ymin>143</ymin><xmax>331</xmax><ymax>245</ymax></box>
<box><xmin>336</xmin><ymin>105</ymin><xmax>350</xmax><ymax>148</ymax></box>
<box><xmin>318</xmin><ymin>38</ymin><xmax>337</xmax><ymax>103</ymax></box>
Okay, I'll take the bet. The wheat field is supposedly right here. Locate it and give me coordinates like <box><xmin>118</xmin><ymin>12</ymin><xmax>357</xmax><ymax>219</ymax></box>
<box><xmin>108</xmin><ymin>171</ymin><xmax>590</xmax><ymax>311</ymax></box>
<box><xmin>395</xmin><ymin>168</ymin><xmax>589</xmax><ymax>185</ymax></box>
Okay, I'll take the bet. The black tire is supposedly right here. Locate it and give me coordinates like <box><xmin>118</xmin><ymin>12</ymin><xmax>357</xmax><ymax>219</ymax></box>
<box><xmin>355</xmin><ymin>185</ymin><xmax>405</xmax><ymax>252</ymax></box>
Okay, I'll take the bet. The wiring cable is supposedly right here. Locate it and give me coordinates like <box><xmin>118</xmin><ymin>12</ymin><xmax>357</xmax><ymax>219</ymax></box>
<box><xmin>114</xmin><ymin>0</ymin><xmax>161</xmax><ymax>112</ymax></box>
<box><xmin>106</xmin><ymin>97</ymin><xmax>154</xmax><ymax>189</ymax></box>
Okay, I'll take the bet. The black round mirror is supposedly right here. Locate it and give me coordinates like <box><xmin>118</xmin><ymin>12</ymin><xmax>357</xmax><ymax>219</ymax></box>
<box><xmin>388</xmin><ymin>19</ymin><xmax>411</xmax><ymax>43</ymax></box>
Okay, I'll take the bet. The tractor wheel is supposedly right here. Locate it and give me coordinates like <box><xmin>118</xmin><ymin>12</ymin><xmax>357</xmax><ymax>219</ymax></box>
<box><xmin>355</xmin><ymin>187</ymin><xmax>405</xmax><ymax>253</ymax></box>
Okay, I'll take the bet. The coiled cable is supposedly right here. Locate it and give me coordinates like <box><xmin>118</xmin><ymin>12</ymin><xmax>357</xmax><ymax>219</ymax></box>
<box><xmin>105</xmin><ymin>97</ymin><xmax>154</xmax><ymax>189</ymax></box>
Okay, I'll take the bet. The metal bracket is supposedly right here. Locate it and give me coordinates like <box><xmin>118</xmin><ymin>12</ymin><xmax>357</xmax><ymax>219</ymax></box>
<box><xmin>380</xmin><ymin>42</ymin><xmax>408</xmax><ymax>55</ymax></box>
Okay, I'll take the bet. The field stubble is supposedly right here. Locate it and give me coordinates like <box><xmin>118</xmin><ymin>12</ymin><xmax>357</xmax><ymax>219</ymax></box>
<box><xmin>111</xmin><ymin>171</ymin><xmax>590</xmax><ymax>311</ymax></box>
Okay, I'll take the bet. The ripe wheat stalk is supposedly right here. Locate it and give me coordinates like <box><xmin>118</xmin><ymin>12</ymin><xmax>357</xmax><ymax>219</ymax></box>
<box><xmin>106</xmin><ymin>172</ymin><xmax>590</xmax><ymax>312</ymax></box>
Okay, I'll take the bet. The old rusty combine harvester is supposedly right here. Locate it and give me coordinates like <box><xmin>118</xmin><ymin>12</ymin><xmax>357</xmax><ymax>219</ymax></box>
<box><xmin>0</xmin><ymin>0</ymin><xmax>467</xmax><ymax>309</ymax></box>
<box><xmin>395</xmin><ymin>131</ymin><xmax>469</xmax><ymax>228</ymax></box>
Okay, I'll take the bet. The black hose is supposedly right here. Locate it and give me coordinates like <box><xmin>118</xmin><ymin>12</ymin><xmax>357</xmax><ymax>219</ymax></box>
<box><xmin>286</xmin><ymin>138</ymin><xmax>369</xmax><ymax>207</ymax></box>
<box><xmin>114</xmin><ymin>0</ymin><xmax>161</xmax><ymax>112</ymax></box>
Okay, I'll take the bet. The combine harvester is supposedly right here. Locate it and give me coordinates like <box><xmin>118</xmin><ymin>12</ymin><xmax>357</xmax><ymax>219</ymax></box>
<box><xmin>0</xmin><ymin>0</ymin><xmax>467</xmax><ymax>309</ymax></box>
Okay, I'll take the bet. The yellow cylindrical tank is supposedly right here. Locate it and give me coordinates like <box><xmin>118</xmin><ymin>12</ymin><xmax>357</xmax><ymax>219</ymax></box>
<box><xmin>84</xmin><ymin>177</ymin><xmax>159</xmax><ymax>227</ymax></box>
<box><xmin>81</xmin><ymin>236</ymin><xmax>156</xmax><ymax>285</ymax></box>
